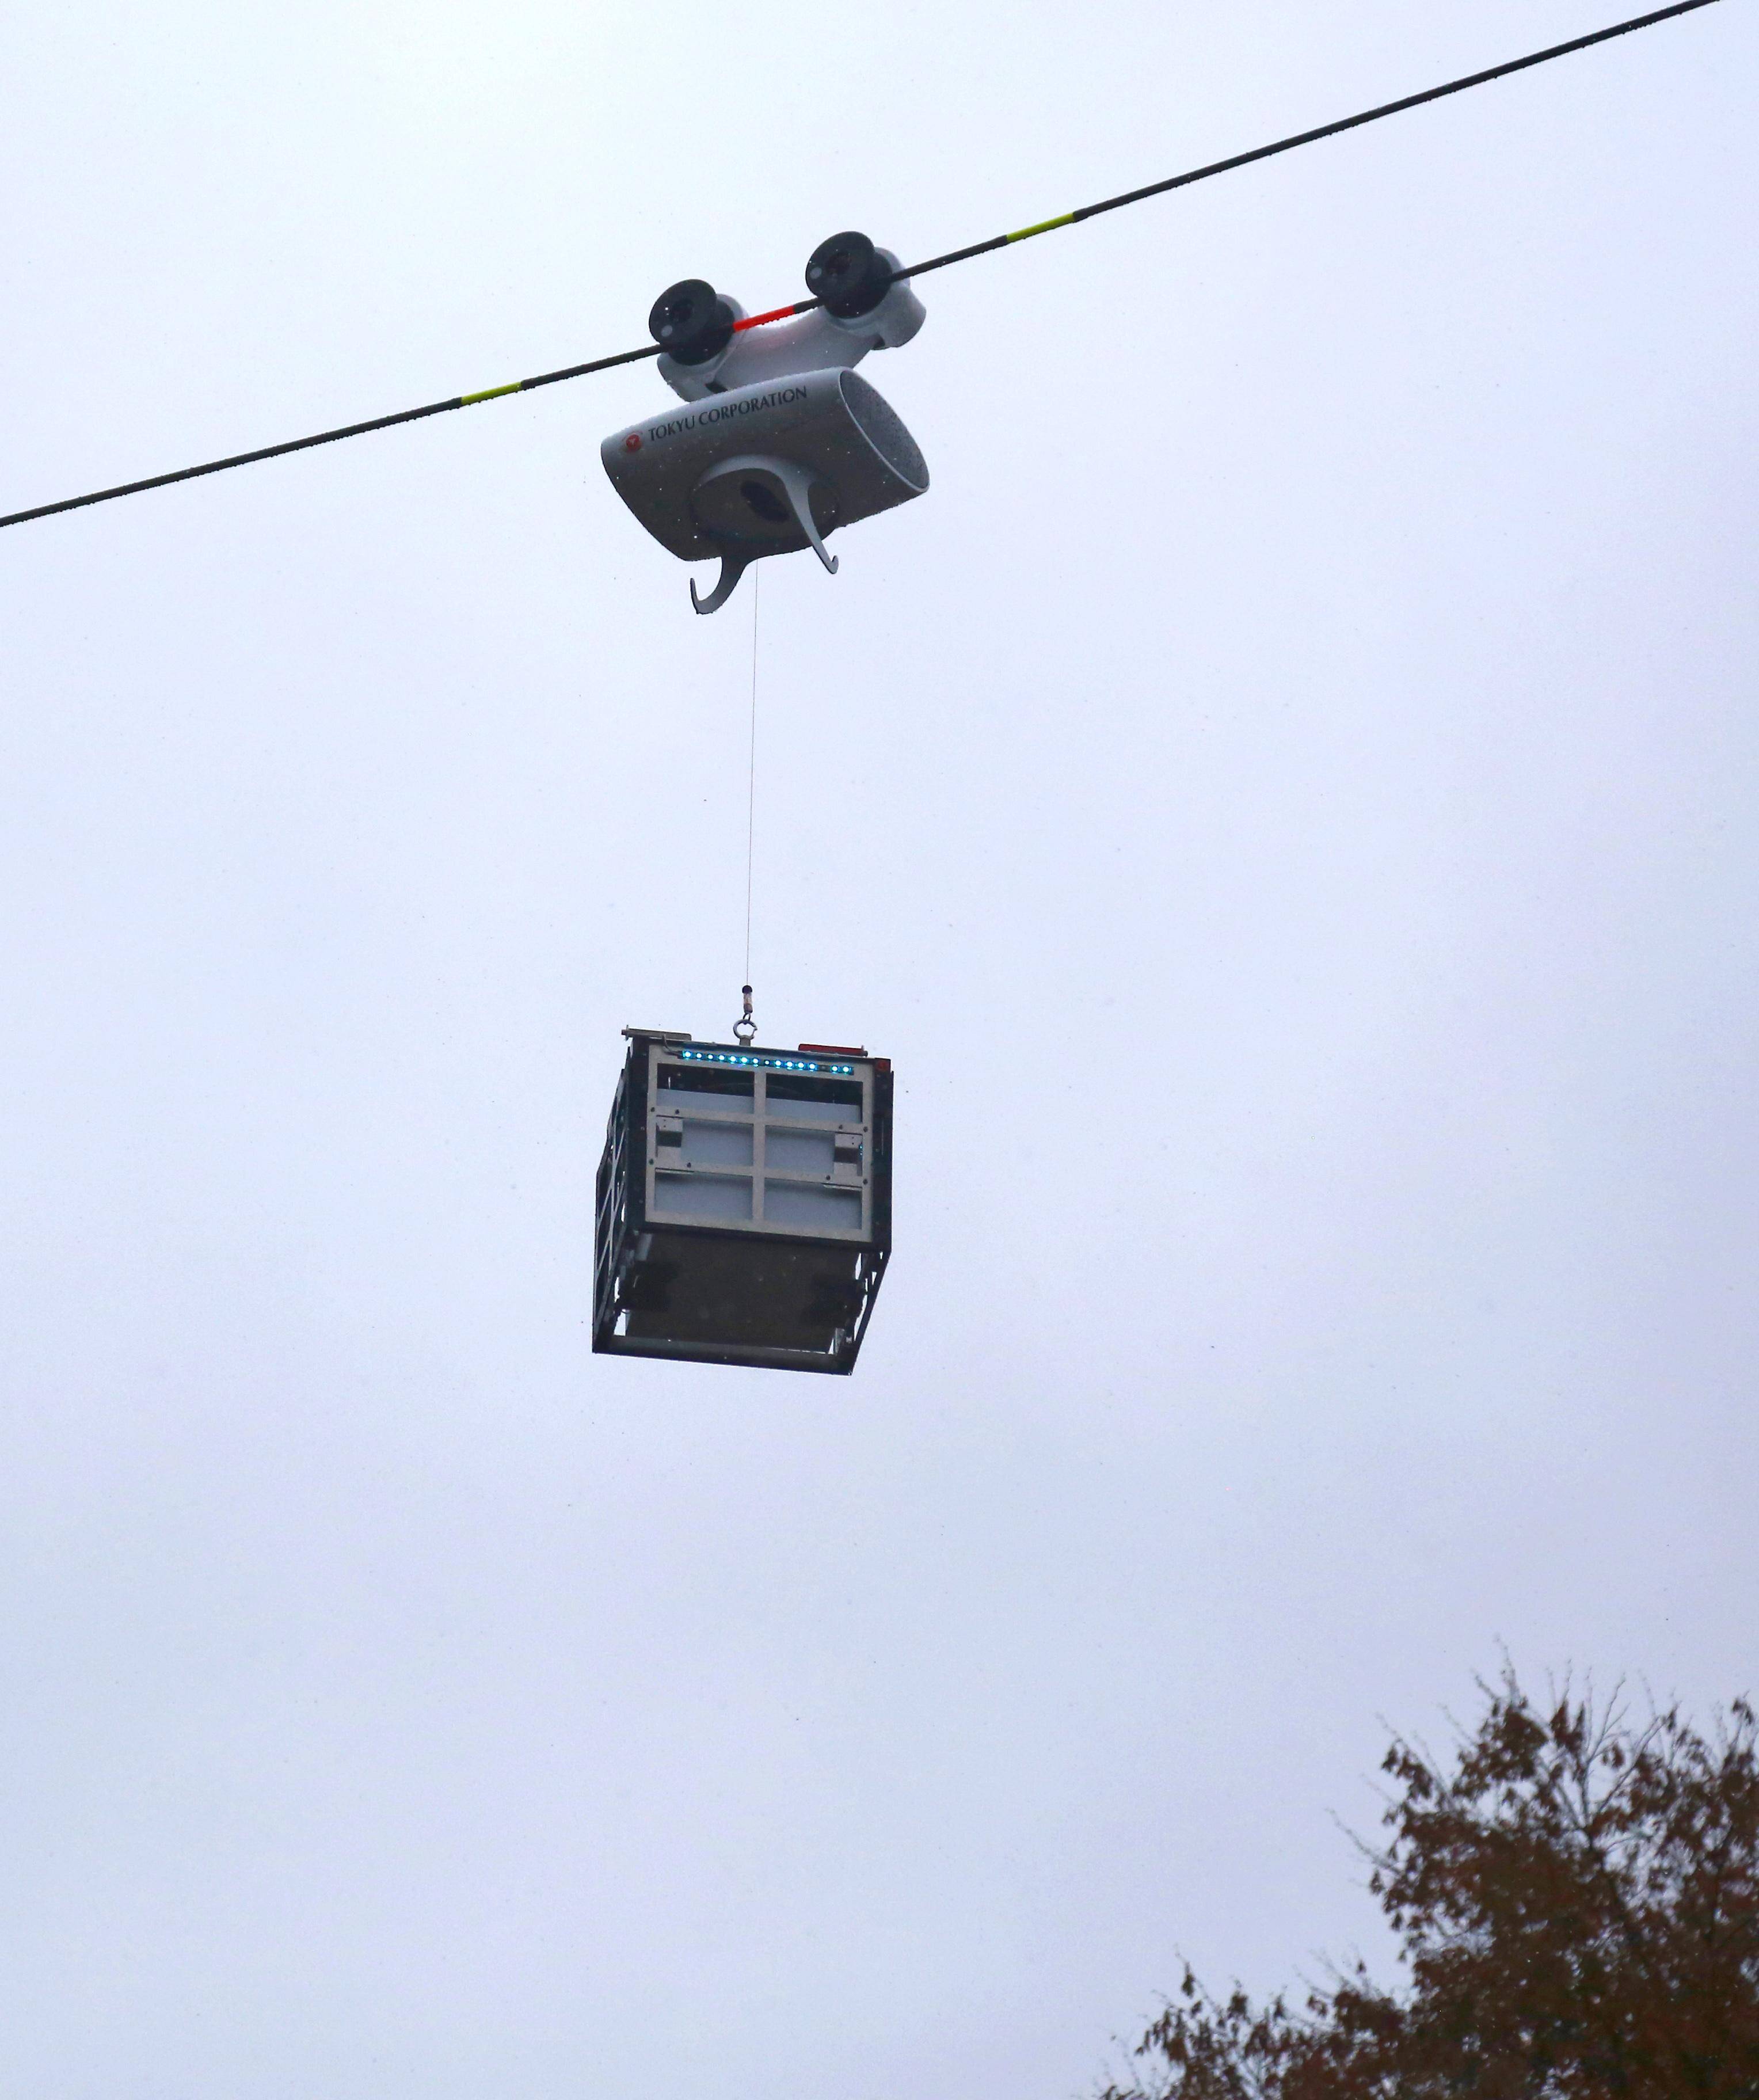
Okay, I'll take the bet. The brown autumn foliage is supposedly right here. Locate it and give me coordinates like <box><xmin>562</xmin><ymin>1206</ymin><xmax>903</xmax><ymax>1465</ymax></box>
<box><xmin>1104</xmin><ymin>1669</ymin><xmax>1759</xmax><ymax>2100</ymax></box>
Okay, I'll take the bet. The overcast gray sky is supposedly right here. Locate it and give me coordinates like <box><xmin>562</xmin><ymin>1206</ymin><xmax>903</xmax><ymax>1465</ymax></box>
<box><xmin>1</xmin><ymin>1</ymin><xmax>1754</xmax><ymax>2094</ymax></box>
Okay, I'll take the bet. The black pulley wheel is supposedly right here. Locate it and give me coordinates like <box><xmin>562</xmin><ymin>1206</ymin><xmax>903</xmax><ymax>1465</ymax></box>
<box><xmin>804</xmin><ymin>232</ymin><xmax>894</xmax><ymax>319</ymax></box>
<box><xmin>648</xmin><ymin>279</ymin><xmax>736</xmax><ymax>365</ymax></box>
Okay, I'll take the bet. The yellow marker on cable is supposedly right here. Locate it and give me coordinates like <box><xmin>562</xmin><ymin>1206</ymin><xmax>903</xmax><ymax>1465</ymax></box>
<box><xmin>1006</xmin><ymin>214</ymin><xmax>1077</xmax><ymax>244</ymax></box>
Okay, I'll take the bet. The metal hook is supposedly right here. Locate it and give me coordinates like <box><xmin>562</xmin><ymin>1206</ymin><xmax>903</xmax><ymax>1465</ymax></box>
<box><xmin>733</xmin><ymin>984</ymin><xmax>756</xmax><ymax>1046</ymax></box>
<box><xmin>691</xmin><ymin>547</ymin><xmax>753</xmax><ymax>616</ymax></box>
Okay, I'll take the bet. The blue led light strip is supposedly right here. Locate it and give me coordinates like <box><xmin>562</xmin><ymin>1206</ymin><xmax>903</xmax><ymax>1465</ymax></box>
<box><xmin>676</xmin><ymin>1048</ymin><xmax>858</xmax><ymax>1077</ymax></box>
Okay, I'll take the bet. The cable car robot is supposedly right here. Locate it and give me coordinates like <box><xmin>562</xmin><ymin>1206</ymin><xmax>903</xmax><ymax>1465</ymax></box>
<box><xmin>601</xmin><ymin>233</ymin><xmax>929</xmax><ymax>613</ymax></box>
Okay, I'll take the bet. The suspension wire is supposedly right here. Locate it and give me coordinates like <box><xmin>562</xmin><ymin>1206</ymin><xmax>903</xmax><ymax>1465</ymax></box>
<box><xmin>0</xmin><ymin>342</ymin><xmax>661</xmax><ymax>532</ymax></box>
<box><xmin>744</xmin><ymin>567</ymin><xmax>759</xmax><ymax>995</ymax></box>
<box><xmin>0</xmin><ymin>0</ymin><xmax>1719</xmax><ymax>535</ymax></box>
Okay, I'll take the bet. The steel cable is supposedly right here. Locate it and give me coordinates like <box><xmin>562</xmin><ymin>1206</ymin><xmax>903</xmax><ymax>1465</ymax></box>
<box><xmin>0</xmin><ymin>0</ymin><xmax>1721</xmax><ymax>534</ymax></box>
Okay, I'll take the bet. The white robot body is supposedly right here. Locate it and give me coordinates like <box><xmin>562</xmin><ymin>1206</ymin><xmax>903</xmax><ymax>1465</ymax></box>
<box><xmin>601</xmin><ymin>365</ymin><xmax>928</xmax><ymax>614</ymax></box>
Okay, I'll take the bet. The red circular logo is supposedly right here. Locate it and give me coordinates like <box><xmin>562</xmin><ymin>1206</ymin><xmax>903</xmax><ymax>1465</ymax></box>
<box><xmin>624</xmin><ymin>433</ymin><xmax>642</xmax><ymax>453</ymax></box>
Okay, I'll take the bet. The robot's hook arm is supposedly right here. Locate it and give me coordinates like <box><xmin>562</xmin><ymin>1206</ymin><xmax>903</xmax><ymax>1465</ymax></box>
<box><xmin>691</xmin><ymin>549</ymin><xmax>753</xmax><ymax>616</ymax></box>
<box><xmin>778</xmin><ymin>467</ymin><xmax>839</xmax><ymax>576</ymax></box>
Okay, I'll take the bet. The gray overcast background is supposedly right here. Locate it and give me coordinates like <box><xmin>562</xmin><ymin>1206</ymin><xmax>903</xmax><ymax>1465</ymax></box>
<box><xmin>1</xmin><ymin>1</ymin><xmax>1754</xmax><ymax>2094</ymax></box>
